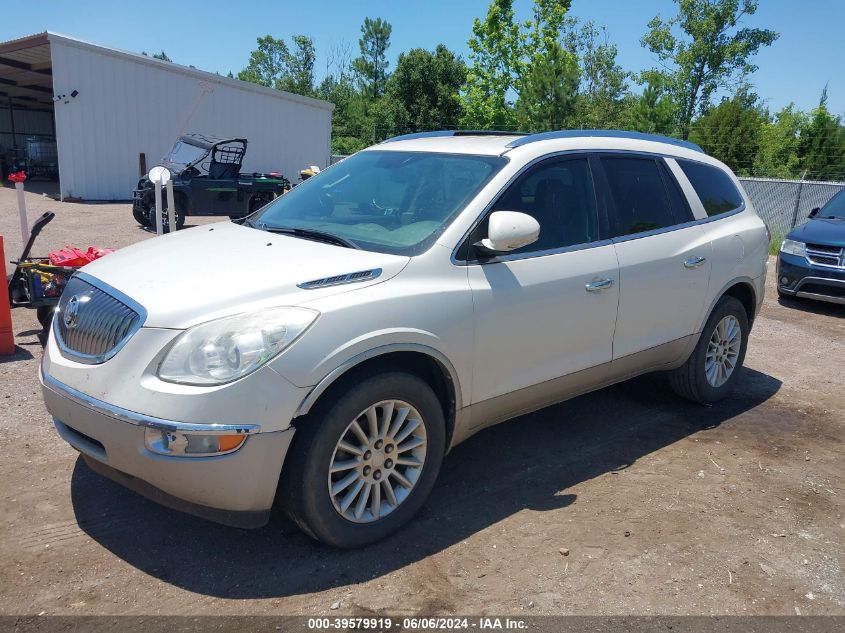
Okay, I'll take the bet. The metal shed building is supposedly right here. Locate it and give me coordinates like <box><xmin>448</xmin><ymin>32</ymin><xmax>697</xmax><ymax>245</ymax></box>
<box><xmin>0</xmin><ymin>32</ymin><xmax>334</xmax><ymax>200</ymax></box>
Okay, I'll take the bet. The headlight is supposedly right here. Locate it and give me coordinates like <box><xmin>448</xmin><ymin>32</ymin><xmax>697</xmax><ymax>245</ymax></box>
<box><xmin>157</xmin><ymin>307</ymin><xmax>318</xmax><ymax>385</ymax></box>
<box><xmin>780</xmin><ymin>239</ymin><xmax>806</xmax><ymax>257</ymax></box>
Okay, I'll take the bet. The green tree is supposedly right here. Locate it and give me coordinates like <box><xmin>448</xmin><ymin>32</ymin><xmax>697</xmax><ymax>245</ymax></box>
<box><xmin>278</xmin><ymin>35</ymin><xmax>316</xmax><ymax>96</ymax></box>
<box><xmin>461</xmin><ymin>0</ymin><xmax>576</xmax><ymax>130</ymax></box>
<box><xmin>352</xmin><ymin>17</ymin><xmax>393</xmax><ymax>98</ymax></box>
<box><xmin>798</xmin><ymin>87</ymin><xmax>845</xmax><ymax>181</ymax></box>
<box><xmin>565</xmin><ymin>20</ymin><xmax>629</xmax><ymax>128</ymax></box>
<box><xmin>688</xmin><ymin>90</ymin><xmax>764</xmax><ymax>174</ymax></box>
<box><xmin>238</xmin><ymin>35</ymin><xmax>289</xmax><ymax>88</ymax></box>
<box><xmin>515</xmin><ymin>41</ymin><xmax>579</xmax><ymax>131</ymax></box>
<box><xmin>460</xmin><ymin>0</ymin><xmax>522</xmax><ymax>129</ymax></box>
<box><xmin>238</xmin><ymin>35</ymin><xmax>317</xmax><ymax>97</ymax></box>
<box><xmin>753</xmin><ymin>104</ymin><xmax>806</xmax><ymax>178</ymax></box>
<box><xmin>141</xmin><ymin>50</ymin><xmax>172</xmax><ymax>62</ymax></box>
<box><xmin>626</xmin><ymin>80</ymin><xmax>678</xmax><ymax>135</ymax></box>
<box><xmin>380</xmin><ymin>45</ymin><xmax>467</xmax><ymax>136</ymax></box>
<box><xmin>641</xmin><ymin>0</ymin><xmax>778</xmax><ymax>139</ymax></box>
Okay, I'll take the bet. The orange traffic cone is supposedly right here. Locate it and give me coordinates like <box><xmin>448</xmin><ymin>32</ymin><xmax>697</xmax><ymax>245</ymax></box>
<box><xmin>0</xmin><ymin>235</ymin><xmax>15</xmax><ymax>355</ymax></box>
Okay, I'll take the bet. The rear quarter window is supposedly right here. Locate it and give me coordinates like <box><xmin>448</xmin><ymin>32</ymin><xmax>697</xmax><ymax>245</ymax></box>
<box><xmin>678</xmin><ymin>160</ymin><xmax>744</xmax><ymax>216</ymax></box>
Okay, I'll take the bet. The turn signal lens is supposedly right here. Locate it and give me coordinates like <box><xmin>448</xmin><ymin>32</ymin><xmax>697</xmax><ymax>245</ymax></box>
<box><xmin>144</xmin><ymin>428</ymin><xmax>247</xmax><ymax>456</ymax></box>
<box><xmin>216</xmin><ymin>435</ymin><xmax>246</xmax><ymax>452</ymax></box>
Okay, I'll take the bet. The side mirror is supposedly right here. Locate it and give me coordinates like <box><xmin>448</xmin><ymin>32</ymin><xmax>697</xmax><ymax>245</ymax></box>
<box><xmin>477</xmin><ymin>211</ymin><xmax>540</xmax><ymax>254</ymax></box>
<box><xmin>808</xmin><ymin>207</ymin><xmax>820</xmax><ymax>218</ymax></box>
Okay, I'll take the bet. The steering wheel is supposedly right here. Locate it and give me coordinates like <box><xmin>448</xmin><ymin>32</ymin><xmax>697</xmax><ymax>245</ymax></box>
<box><xmin>369</xmin><ymin>197</ymin><xmax>399</xmax><ymax>216</ymax></box>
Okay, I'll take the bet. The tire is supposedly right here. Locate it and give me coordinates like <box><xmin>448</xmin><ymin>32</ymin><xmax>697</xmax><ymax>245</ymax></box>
<box><xmin>135</xmin><ymin>194</ymin><xmax>186</xmax><ymax>232</ymax></box>
<box><xmin>7</xmin><ymin>272</ymin><xmax>27</xmax><ymax>304</ymax></box>
<box><xmin>249</xmin><ymin>192</ymin><xmax>275</xmax><ymax>214</ymax></box>
<box><xmin>132</xmin><ymin>203</ymin><xmax>152</xmax><ymax>228</ymax></box>
<box><xmin>281</xmin><ymin>371</ymin><xmax>446</xmax><ymax>548</ymax></box>
<box><xmin>36</xmin><ymin>306</ymin><xmax>54</xmax><ymax>330</ymax></box>
<box><xmin>160</xmin><ymin>196</ymin><xmax>186</xmax><ymax>233</ymax></box>
<box><xmin>669</xmin><ymin>296</ymin><xmax>749</xmax><ymax>404</ymax></box>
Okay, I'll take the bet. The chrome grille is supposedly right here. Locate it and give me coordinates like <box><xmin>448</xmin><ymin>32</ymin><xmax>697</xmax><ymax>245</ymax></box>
<box><xmin>54</xmin><ymin>275</ymin><xmax>144</xmax><ymax>364</ymax></box>
<box><xmin>806</xmin><ymin>243</ymin><xmax>844</xmax><ymax>269</ymax></box>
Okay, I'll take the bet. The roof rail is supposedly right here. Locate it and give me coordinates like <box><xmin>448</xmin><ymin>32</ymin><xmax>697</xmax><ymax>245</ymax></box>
<box><xmin>381</xmin><ymin>130</ymin><xmax>527</xmax><ymax>144</ymax></box>
<box><xmin>381</xmin><ymin>131</ymin><xmax>456</xmax><ymax>143</ymax></box>
<box><xmin>504</xmin><ymin>129</ymin><xmax>704</xmax><ymax>153</ymax></box>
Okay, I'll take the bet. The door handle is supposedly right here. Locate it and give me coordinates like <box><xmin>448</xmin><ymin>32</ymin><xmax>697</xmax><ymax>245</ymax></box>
<box><xmin>684</xmin><ymin>256</ymin><xmax>707</xmax><ymax>269</ymax></box>
<box><xmin>585</xmin><ymin>278</ymin><xmax>614</xmax><ymax>292</ymax></box>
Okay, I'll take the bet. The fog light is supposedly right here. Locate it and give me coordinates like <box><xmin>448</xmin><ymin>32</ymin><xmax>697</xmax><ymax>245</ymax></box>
<box><xmin>781</xmin><ymin>276</ymin><xmax>789</xmax><ymax>285</ymax></box>
<box><xmin>144</xmin><ymin>427</ymin><xmax>247</xmax><ymax>456</ymax></box>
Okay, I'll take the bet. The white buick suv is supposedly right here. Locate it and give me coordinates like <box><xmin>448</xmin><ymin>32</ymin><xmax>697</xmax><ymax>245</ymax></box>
<box><xmin>40</xmin><ymin>130</ymin><xmax>769</xmax><ymax>547</ymax></box>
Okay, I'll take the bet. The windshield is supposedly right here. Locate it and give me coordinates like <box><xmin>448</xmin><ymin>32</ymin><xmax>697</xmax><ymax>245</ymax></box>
<box><xmin>820</xmin><ymin>190</ymin><xmax>845</xmax><ymax>219</ymax></box>
<box><xmin>251</xmin><ymin>150</ymin><xmax>506</xmax><ymax>255</ymax></box>
<box><xmin>162</xmin><ymin>140</ymin><xmax>208</xmax><ymax>168</ymax></box>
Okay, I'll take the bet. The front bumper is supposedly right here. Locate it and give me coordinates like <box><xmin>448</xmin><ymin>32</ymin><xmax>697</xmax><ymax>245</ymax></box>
<box><xmin>777</xmin><ymin>252</ymin><xmax>845</xmax><ymax>305</ymax></box>
<box><xmin>40</xmin><ymin>366</ymin><xmax>294</xmax><ymax>528</ymax></box>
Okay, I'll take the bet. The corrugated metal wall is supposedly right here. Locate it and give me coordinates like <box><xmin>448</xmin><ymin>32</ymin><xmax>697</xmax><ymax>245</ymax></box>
<box><xmin>50</xmin><ymin>35</ymin><xmax>333</xmax><ymax>200</ymax></box>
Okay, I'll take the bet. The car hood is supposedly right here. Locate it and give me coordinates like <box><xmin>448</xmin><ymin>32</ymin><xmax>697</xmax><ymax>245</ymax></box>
<box><xmin>79</xmin><ymin>222</ymin><xmax>410</xmax><ymax>328</ymax></box>
<box><xmin>788</xmin><ymin>218</ymin><xmax>845</xmax><ymax>247</ymax></box>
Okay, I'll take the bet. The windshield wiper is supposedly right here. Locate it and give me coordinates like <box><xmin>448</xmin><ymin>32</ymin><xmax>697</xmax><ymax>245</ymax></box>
<box><xmin>260</xmin><ymin>225</ymin><xmax>360</xmax><ymax>249</ymax></box>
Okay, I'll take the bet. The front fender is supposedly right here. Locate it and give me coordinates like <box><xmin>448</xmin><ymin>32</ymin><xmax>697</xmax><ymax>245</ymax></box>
<box><xmin>278</xmin><ymin>338</ymin><xmax>464</xmax><ymax>418</ymax></box>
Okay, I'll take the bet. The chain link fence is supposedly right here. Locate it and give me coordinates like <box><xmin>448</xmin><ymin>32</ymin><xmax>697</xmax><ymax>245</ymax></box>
<box><xmin>738</xmin><ymin>177</ymin><xmax>844</xmax><ymax>241</ymax></box>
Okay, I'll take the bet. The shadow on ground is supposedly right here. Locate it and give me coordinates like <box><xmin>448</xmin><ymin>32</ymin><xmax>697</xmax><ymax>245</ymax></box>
<box><xmin>70</xmin><ymin>368</ymin><xmax>781</xmax><ymax>599</ymax></box>
<box><xmin>777</xmin><ymin>295</ymin><xmax>845</xmax><ymax>318</ymax></box>
<box><xmin>0</xmin><ymin>345</ymin><xmax>34</xmax><ymax>363</ymax></box>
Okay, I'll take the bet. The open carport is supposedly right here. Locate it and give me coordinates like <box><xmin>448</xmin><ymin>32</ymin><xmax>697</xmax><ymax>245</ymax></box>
<box><xmin>0</xmin><ymin>32</ymin><xmax>333</xmax><ymax>201</ymax></box>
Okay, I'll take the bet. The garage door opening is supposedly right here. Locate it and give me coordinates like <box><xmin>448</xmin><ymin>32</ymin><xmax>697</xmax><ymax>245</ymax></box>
<box><xmin>0</xmin><ymin>33</ymin><xmax>59</xmax><ymax>198</ymax></box>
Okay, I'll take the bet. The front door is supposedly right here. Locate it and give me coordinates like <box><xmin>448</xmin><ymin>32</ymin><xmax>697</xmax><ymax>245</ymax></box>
<box><xmin>464</xmin><ymin>155</ymin><xmax>620</xmax><ymax>406</ymax></box>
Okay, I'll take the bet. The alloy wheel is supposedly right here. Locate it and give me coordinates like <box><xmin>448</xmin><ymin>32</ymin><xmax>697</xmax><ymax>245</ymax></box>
<box><xmin>327</xmin><ymin>400</ymin><xmax>427</xmax><ymax>523</ymax></box>
<box><xmin>705</xmin><ymin>315</ymin><xmax>742</xmax><ymax>388</ymax></box>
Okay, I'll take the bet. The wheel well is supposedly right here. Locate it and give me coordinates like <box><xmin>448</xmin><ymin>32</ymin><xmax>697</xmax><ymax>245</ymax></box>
<box><xmin>296</xmin><ymin>351</ymin><xmax>457</xmax><ymax>449</ymax></box>
<box><xmin>723</xmin><ymin>282</ymin><xmax>756</xmax><ymax>324</ymax></box>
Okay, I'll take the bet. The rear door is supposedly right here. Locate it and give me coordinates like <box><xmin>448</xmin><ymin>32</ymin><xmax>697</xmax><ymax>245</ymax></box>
<box><xmin>597</xmin><ymin>154</ymin><xmax>712</xmax><ymax>359</ymax></box>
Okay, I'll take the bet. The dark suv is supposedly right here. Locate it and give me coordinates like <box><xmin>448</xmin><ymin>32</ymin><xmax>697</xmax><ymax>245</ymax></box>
<box><xmin>778</xmin><ymin>189</ymin><xmax>845</xmax><ymax>305</ymax></box>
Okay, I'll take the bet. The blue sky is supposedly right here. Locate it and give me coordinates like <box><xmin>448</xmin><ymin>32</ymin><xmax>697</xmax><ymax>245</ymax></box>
<box><xmin>3</xmin><ymin>0</ymin><xmax>843</xmax><ymax>115</ymax></box>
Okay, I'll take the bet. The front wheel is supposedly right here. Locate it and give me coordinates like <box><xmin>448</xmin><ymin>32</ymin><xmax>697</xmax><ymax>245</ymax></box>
<box><xmin>132</xmin><ymin>202</ymin><xmax>152</xmax><ymax>228</ymax></box>
<box><xmin>281</xmin><ymin>371</ymin><xmax>446</xmax><ymax>548</ymax></box>
<box><xmin>669</xmin><ymin>296</ymin><xmax>749</xmax><ymax>404</ymax></box>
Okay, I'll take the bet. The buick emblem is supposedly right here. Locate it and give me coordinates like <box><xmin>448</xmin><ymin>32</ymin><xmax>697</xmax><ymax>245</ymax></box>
<box><xmin>63</xmin><ymin>295</ymin><xmax>81</xmax><ymax>329</ymax></box>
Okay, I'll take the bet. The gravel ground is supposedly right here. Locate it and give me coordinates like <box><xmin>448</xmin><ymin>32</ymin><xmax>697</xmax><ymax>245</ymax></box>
<box><xmin>1</xmin><ymin>185</ymin><xmax>844</xmax><ymax>617</ymax></box>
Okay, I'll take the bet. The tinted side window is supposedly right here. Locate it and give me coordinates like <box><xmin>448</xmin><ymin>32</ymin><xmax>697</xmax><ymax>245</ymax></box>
<box><xmin>476</xmin><ymin>157</ymin><xmax>598</xmax><ymax>255</ymax></box>
<box><xmin>678</xmin><ymin>159</ymin><xmax>744</xmax><ymax>216</ymax></box>
<box><xmin>601</xmin><ymin>157</ymin><xmax>677</xmax><ymax>237</ymax></box>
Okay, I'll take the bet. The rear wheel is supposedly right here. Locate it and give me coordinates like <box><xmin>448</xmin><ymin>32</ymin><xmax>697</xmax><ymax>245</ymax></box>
<box><xmin>281</xmin><ymin>371</ymin><xmax>445</xmax><ymax>548</ymax></box>
<box><xmin>669</xmin><ymin>296</ymin><xmax>749</xmax><ymax>404</ymax></box>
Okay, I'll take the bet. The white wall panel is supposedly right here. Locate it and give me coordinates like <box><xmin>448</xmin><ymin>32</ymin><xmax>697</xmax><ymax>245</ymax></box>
<box><xmin>50</xmin><ymin>34</ymin><xmax>332</xmax><ymax>200</ymax></box>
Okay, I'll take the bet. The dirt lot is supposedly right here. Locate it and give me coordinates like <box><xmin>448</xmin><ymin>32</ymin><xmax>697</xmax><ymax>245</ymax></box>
<box><xmin>1</xmin><ymin>185</ymin><xmax>844</xmax><ymax>617</ymax></box>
